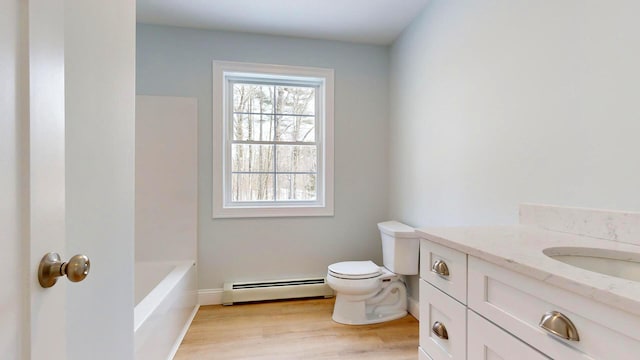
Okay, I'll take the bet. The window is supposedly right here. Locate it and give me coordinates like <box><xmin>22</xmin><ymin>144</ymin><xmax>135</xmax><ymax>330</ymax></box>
<box><xmin>212</xmin><ymin>61</ymin><xmax>334</xmax><ymax>218</ymax></box>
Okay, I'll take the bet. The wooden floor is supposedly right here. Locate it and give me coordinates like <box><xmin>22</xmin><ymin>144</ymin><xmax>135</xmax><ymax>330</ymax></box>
<box><xmin>175</xmin><ymin>298</ymin><xmax>419</xmax><ymax>360</ymax></box>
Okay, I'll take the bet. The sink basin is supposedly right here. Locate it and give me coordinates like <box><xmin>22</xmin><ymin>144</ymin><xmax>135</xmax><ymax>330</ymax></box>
<box><xmin>543</xmin><ymin>247</ymin><xmax>640</xmax><ymax>282</ymax></box>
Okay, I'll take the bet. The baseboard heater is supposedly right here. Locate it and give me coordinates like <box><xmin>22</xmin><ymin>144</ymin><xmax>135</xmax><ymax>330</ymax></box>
<box><xmin>222</xmin><ymin>277</ymin><xmax>334</xmax><ymax>305</ymax></box>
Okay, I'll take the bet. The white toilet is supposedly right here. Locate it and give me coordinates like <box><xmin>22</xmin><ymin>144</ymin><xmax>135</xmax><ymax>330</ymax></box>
<box><xmin>326</xmin><ymin>221</ymin><xmax>419</xmax><ymax>325</ymax></box>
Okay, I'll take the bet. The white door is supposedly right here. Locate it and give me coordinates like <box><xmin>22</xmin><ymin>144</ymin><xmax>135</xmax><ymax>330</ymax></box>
<box><xmin>28</xmin><ymin>0</ymin><xmax>68</xmax><ymax>358</ymax></box>
<box><xmin>1</xmin><ymin>0</ymin><xmax>136</xmax><ymax>359</ymax></box>
<box><xmin>64</xmin><ymin>0</ymin><xmax>136</xmax><ymax>358</ymax></box>
<box><xmin>1</xmin><ymin>0</ymin><xmax>33</xmax><ymax>359</ymax></box>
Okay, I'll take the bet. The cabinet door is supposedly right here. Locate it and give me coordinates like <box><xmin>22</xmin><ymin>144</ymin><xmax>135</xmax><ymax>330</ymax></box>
<box><xmin>468</xmin><ymin>256</ymin><xmax>640</xmax><ymax>359</ymax></box>
<box><xmin>420</xmin><ymin>280</ymin><xmax>466</xmax><ymax>360</ymax></box>
<box><xmin>468</xmin><ymin>310</ymin><xmax>548</xmax><ymax>360</ymax></box>
<box><xmin>419</xmin><ymin>346</ymin><xmax>433</xmax><ymax>360</ymax></box>
<box><xmin>420</xmin><ymin>239</ymin><xmax>467</xmax><ymax>303</ymax></box>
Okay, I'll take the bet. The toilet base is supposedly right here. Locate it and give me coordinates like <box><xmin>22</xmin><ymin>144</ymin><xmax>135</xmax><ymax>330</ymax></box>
<box><xmin>332</xmin><ymin>306</ymin><xmax>407</xmax><ymax>325</ymax></box>
<box><xmin>331</xmin><ymin>279</ymin><xmax>408</xmax><ymax>325</ymax></box>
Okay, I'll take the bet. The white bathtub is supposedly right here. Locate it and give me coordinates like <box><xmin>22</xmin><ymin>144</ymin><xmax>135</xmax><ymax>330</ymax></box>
<box><xmin>134</xmin><ymin>261</ymin><xmax>198</xmax><ymax>360</ymax></box>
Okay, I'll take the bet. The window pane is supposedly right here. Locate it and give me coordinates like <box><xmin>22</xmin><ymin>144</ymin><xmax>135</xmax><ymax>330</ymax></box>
<box><xmin>233</xmin><ymin>83</ymin><xmax>274</xmax><ymax>114</ymax></box>
<box><xmin>275</xmin><ymin>116</ymin><xmax>315</xmax><ymax>142</ymax></box>
<box><xmin>232</xmin><ymin>114</ymin><xmax>274</xmax><ymax>141</ymax></box>
<box><xmin>232</xmin><ymin>144</ymin><xmax>274</xmax><ymax>172</ymax></box>
<box><xmin>276</xmin><ymin>145</ymin><xmax>317</xmax><ymax>173</ymax></box>
<box><xmin>276</xmin><ymin>174</ymin><xmax>317</xmax><ymax>201</ymax></box>
<box><xmin>276</xmin><ymin>86</ymin><xmax>315</xmax><ymax>115</ymax></box>
<box><xmin>232</xmin><ymin>173</ymin><xmax>274</xmax><ymax>201</ymax></box>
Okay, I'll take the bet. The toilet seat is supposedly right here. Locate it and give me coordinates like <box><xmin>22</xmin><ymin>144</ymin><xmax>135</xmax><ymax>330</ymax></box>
<box><xmin>328</xmin><ymin>261</ymin><xmax>381</xmax><ymax>280</ymax></box>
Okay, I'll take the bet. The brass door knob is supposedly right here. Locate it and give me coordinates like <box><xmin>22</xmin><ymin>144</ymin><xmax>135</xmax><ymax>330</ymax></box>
<box><xmin>38</xmin><ymin>252</ymin><xmax>91</xmax><ymax>288</ymax></box>
<box><xmin>431</xmin><ymin>259</ymin><xmax>450</xmax><ymax>277</ymax></box>
<box><xmin>539</xmin><ymin>311</ymin><xmax>580</xmax><ymax>341</ymax></box>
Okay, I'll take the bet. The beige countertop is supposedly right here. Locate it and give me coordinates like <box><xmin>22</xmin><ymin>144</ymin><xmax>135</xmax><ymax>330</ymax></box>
<box><xmin>416</xmin><ymin>225</ymin><xmax>640</xmax><ymax>317</ymax></box>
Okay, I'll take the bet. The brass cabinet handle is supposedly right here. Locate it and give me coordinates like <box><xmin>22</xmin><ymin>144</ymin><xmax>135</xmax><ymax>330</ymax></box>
<box><xmin>38</xmin><ymin>252</ymin><xmax>91</xmax><ymax>288</ymax></box>
<box><xmin>539</xmin><ymin>311</ymin><xmax>580</xmax><ymax>341</ymax></box>
<box><xmin>431</xmin><ymin>321</ymin><xmax>449</xmax><ymax>340</ymax></box>
<box><xmin>431</xmin><ymin>259</ymin><xmax>450</xmax><ymax>277</ymax></box>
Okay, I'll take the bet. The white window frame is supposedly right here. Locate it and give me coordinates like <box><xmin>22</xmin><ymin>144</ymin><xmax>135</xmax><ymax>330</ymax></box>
<box><xmin>212</xmin><ymin>61</ymin><xmax>334</xmax><ymax>218</ymax></box>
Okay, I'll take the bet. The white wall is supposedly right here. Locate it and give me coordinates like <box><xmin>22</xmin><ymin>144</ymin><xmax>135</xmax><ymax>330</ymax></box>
<box><xmin>135</xmin><ymin>95</ymin><xmax>198</xmax><ymax>262</ymax></box>
<box><xmin>0</xmin><ymin>0</ymin><xmax>27</xmax><ymax>357</ymax></box>
<box><xmin>137</xmin><ymin>25</ymin><xmax>390</xmax><ymax>290</ymax></box>
<box><xmin>390</xmin><ymin>1</ymin><xmax>640</xmax><ymax>299</ymax></box>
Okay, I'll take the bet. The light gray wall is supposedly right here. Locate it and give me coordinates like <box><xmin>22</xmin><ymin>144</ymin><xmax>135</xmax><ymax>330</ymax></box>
<box><xmin>390</xmin><ymin>1</ymin><xmax>640</xmax><ymax>299</ymax></box>
<box><xmin>135</xmin><ymin>96</ymin><xmax>198</xmax><ymax>263</ymax></box>
<box><xmin>137</xmin><ymin>24</ymin><xmax>390</xmax><ymax>290</ymax></box>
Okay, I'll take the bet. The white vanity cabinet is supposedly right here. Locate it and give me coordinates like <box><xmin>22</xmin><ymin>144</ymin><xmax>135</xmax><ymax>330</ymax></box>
<box><xmin>467</xmin><ymin>310</ymin><xmax>548</xmax><ymax>360</ymax></box>
<box><xmin>419</xmin><ymin>239</ymin><xmax>467</xmax><ymax>303</ymax></box>
<box><xmin>419</xmin><ymin>280</ymin><xmax>466</xmax><ymax>360</ymax></box>
<box><xmin>468</xmin><ymin>256</ymin><xmax>640</xmax><ymax>359</ymax></box>
<box><xmin>419</xmin><ymin>239</ymin><xmax>541</xmax><ymax>360</ymax></box>
<box><xmin>419</xmin><ymin>237</ymin><xmax>640</xmax><ymax>360</ymax></box>
<box><xmin>419</xmin><ymin>239</ymin><xmax>467</xmax><ymax>359</ymax></box>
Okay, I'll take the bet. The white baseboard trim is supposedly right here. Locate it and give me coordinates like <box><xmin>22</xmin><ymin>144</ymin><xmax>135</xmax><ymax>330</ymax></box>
<box><xmin>198</xmin><ymin>288</ymin><xmax>224</xmax><ymax>305</ymax></box>
<box><xmin>200</xmin><ymin>288</ymin><xmax>419</xmax><ymax>319</ymax></box>
<box><xmin>408</xmin><ymin>296</ymin><xmax>419</xmax><ymax>320</ymax></box>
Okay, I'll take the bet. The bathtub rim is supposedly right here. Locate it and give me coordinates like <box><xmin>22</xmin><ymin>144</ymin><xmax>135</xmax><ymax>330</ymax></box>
<box><xmin>134</xmin><ymin>260</ymin><xmax>196</xmax><ymax>332</ymax></box>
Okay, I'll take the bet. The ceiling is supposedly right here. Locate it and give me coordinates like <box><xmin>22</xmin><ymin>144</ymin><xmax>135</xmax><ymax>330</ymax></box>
<box><xmin>136</xmin><ymin>0</ymin><xmax>430</xmax><ymax>45</ymax></box>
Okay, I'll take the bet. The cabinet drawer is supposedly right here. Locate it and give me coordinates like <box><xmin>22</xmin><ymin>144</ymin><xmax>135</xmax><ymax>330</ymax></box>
<box><xmin>418</xmin><ymin>346</ymin><xmax>433</xmax><ymax>360</ymax></box>
<box><xmin>419</xmin><ymin>280</ymin><xmax>466</xmax><ymax>360</ymax></box>
<box><xmin>420</xmin><ymin>239</ymin><xmax>467</xmax><ymax>303</ymax></box>
<box><xmin>468</xmin><ymin>256</ymin><xmax>640</xmax><ymax>360</ymax></box>
<box><xmin>468</xmin><ymin>310</ymin><xmax>548</xmax><ymax>360</ymax></box>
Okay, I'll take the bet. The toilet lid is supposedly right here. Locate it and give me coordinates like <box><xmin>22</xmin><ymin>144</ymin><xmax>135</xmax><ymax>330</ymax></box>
<box><xmin>328</xmin><ymin>261</ymin><xmax>381</xmax><ymax>279</ymax></box>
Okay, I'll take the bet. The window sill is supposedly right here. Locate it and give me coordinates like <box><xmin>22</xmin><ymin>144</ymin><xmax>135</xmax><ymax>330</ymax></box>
<box><xmin>212</xmin><ymin>205</ymin><xmax>334</xmax><ymax>219</ymax></box>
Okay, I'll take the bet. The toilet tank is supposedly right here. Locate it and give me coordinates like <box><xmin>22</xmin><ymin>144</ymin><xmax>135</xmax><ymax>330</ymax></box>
<box><xmin>378</xmin><ymin>221</ymin><xmax>419</xmax><ymax>275</ymax></box>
